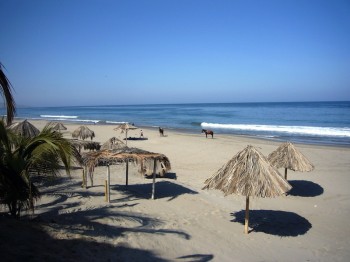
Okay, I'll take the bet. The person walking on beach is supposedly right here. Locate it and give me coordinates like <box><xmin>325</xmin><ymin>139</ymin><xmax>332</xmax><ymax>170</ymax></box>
<box><xmin>140</xmin><ymin>129</ymin><xmax>143</xmax><ymax>138</ymax></box>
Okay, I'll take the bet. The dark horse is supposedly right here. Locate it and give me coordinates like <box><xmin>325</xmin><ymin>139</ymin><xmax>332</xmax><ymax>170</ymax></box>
<box><xmin>202</xmin><ymin>129</ymin><xmax>214</xmax><ymax>138</ymax></box>
<box><xmin>159</xmin><ymin>127</ymin><xmax>164</xmax><ymax>136</ymax></box>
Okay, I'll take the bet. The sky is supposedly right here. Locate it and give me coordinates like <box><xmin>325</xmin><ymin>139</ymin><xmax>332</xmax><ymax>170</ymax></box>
<box><xmin>1</xmin><ymin>0</ymin><xmax>350</xmax><ymax>107</ymax></box>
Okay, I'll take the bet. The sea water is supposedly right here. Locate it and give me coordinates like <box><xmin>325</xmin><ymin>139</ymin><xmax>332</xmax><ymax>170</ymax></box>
<box><xmin>3</xmin><ymin>101</ymin><xmax>350</xmax><ymax>146</ymax></box>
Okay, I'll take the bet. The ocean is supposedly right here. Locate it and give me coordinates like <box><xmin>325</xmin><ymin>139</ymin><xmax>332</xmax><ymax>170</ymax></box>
<box><xmin>3</xmin><ymin>101</ymin><xmax>350</xmax><ymax>146</ymax></box>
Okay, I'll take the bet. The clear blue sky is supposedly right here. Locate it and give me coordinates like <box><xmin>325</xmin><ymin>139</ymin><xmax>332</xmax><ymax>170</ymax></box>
<box><xmin>1</xmin><ymin>0</ymin><xmax>350</xmax><ymax>107</ymax></box>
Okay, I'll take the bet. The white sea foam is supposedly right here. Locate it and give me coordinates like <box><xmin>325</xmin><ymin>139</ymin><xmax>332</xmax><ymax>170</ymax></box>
<box><xmin>201</xmin><ymin>123</ymin><xmax>350</xmax><ymax>137</ymax></box>
<box><xmin>40</xmin><ymin>115</ymin><xmax>78</xmax><ymax>119</ymax></box>
<box><xmin>74</xmin><ymin>119</ymin><xmax>100</xmax><ymax>124</ymax></box>
<box><xmin>106</xmin><ymin>121</ymin><xmax>127</xmax><ymax>124</ymax></box>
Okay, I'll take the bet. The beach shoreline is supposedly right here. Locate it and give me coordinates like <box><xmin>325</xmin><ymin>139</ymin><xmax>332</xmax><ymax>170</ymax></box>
<box><xmin>2</xmin><ymin>119</ymin><xmax>350</xmax><ymax>261</ymax></box>
<box><xmin>11</xmin><ymin>101</ymin><xmax>350</xmax><ymax>147</ymax></box>
<box><xmin>15</xmin><ymin>117</ymin><xmax>350</xmax><ymax>148</ymax></box>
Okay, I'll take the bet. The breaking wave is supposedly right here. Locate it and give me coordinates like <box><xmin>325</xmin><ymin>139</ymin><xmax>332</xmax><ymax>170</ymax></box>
<box><xmin>201</xmin><ymin>123</ymin><xmax>350</xmax><ymax>137</ymax></box>
<box><xmin>40</xmin><ymin>115</ymin><xmax>78</xmax><ymax>119</ymax></box>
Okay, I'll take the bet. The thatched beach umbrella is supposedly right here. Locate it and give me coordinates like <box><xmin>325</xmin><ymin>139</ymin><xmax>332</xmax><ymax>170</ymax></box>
<box><xmin>72</xmin><ymin>125</ymin><xmax>95</xmax><ymax>140</ymax></box>
<box><xmin>203</xmin><ymin>145</ymin><xmax>292</xmax><ymax>234</ymax></box>
<box><xmin>82</xmin><ymin>147</ymin><xmax>171</xmax><ymax>201</ymax></box>
<box><xmin>8</xmin><ymin>119</ymin><xmax>40</xmax><ymax>138</ymax></box>
<box><xmin>114</xmin><ymin>123</ymin><xmax>138</xmax><ymax>145</ymax></box>
<box><xmin>68</xmin><ymin>139</ymin><xmax>101</xmax><ymax>153</ymax></box>
<box><xmin>268</xmin><ymin>142</ymin><xmax>314</xmax><ymax>180</ymax></box>
<box><xmin>101</xmin><ymin>137</ymin><xmax>127</xmax><ymax>150</ymax></box>
<box><xmin>48</xmin><ymin>121</ymin><xmax>67</xmax><ymax>132</ymax></box>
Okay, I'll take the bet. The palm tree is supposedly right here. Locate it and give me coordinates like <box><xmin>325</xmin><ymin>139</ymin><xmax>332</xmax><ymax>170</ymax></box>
<box><xmin>0</xmin><ymin>63</ymin><xmax>16</xmax><ymax>125</ymax></box>
<box><xmin>0</xmin><ymin>120</ymin><xmax>80</xmax><ymax>218</ymax></box>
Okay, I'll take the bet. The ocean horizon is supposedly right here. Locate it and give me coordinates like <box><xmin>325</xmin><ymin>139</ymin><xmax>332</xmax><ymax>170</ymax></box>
<box><xmin>3</xmin><ymin>101</ymin><xmax>350</xmax><ymax>146</ymax></box>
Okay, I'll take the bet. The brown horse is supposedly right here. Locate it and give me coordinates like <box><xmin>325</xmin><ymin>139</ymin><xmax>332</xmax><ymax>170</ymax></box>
<box><xmin>202</xmin><ymin>129</ymin><xmax>214</xmax><ymax>138</ymax></box>
<box><xmin>159</xmin><ymin>127</ymin><xmax>164</xmax><ymax>136</ymax></box>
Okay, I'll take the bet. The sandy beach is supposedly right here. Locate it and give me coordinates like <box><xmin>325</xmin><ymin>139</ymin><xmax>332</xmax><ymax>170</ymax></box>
<box><xmin>1</xmin><ymin>120</ymin><xmax>350</xmax><ymax>261</ymax></box>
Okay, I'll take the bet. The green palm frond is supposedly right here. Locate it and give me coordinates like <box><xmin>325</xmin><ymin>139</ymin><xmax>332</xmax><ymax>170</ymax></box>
<box><xmin>0</xmin><ymin>63</ymin><xmax>16</xmax><ymax>126</ymax></box>
<box><xmin>0</xmin><ymin>121</ymin><xmax>80</xmax><ymax>217</ymax></box>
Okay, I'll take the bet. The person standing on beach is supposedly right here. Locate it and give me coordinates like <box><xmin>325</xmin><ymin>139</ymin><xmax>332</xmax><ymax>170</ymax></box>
<box><xmin>140</xmin><ymin>129</ymin><xmax>143</xmax><ymax>138</ymax></box>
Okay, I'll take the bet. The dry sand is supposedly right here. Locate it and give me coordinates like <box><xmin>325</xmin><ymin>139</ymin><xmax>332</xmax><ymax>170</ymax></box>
<box><xmin>1</xmin><ymin>120</ymin><xmax>350</xmax><ymax>261</ymax></box>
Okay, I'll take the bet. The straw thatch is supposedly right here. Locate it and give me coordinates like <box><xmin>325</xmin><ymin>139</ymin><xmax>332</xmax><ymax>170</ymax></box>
<box><xmin>48</xmin><ymin>121</ymin><xmax>67</xmax><ymax>132</ymax></box>
<box><xmin>267</xmin><ymin>142</ymin><xmax>314</xmax><ymax>179</ymax></box>
<box><xmin>101</xmin><ymin>137</ymin><xmax>127</xmax><ymax>150</ymax></box>
<box><xmin>8</xmin><ymin>119</ymin><xmax>40</xmax><ymax>138</ymax></box>
<box><xmin>82</xmin><ymin>147</ymin><xmax>171</xmax><ymax>200</ymax></box>
<box><xmin>114</xmin><ymin>123</ymin><xmax>138</xmax><ymax>145</ymax></box>
<box><xmin>82</xmin><ymin>147</ymin><xmax>171</xmax><ymax>176</ymax></box>
<box><xmin>113</xmin><ymin>123</ymin><xmax>138</xmax><ymax>132</ymax></box>
<box><xmin>68</xmin><ymin>139</ymin><xmax>101</xmax><ymax>152</ymax></box>
<box><xmin>72</xmin><ymin>125</ymin><xmax>95</xmax><ymax>140</ymax></box>
<box><xmin>203</xmin><ymin>145</ymin><xmax>292</xmax><ymax>234</ymax></box>
<box><xmin>203</xmin><ymin>145</ymin><xmax>291</xmax><ymax>197</ymax></box>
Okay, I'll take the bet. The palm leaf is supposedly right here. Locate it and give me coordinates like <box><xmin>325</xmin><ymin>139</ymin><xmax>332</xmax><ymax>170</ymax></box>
<box><xmin>0</xmin><ymin>63</ymin><xmax>16</xmax><ymax>125</ymax></box>
<box><xmin>0</xmin><ymin>121</ymin><xmax>80</xmax><ymax>217</ymax></box>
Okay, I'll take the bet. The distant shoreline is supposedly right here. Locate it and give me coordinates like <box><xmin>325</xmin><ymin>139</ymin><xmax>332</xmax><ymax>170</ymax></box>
<box><xmin>7</xmin><ymin>101</ymin><xmax>350</xmax><ymax>147</ymax></box>
<box><xmin>21</xmin><ymin>118</ymin><xmax>350</xmax><ymax>149</ymax></box>
<box><xmin>12</xmin><ymin>100</ymin><xmax>350</xmax><ymax>109</ymax></box>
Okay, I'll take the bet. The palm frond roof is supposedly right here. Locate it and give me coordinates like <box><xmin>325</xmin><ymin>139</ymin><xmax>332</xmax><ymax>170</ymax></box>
<box><xmin>267</xmin><ymin>142</ymin><xmax>314</xmax><ymax>172</ymax></box>
<box><xmin>203</xmin><ymin>145</ymin><xmax>291</xmax><ymax>198</ymax></box>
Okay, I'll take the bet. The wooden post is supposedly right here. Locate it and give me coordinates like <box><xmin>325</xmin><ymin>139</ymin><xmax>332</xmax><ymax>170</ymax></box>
<box><xmin>126</xmin><ymin>160</ymin><xmax>129</xmax><ymax>186</ymax></box>
<box><xmin>89</xmin><ymin>169</ymin><xmax>94</xmax><ymax>187</ymax></box>
<box><xmin>107</xmin><ymin>165</ymin><xmax>110</xmax><ymax>203</ymax></box>
<box><xmin>104</xmin><ymin>180</ymin><xmax>108</xmax><ymax>202</ymax></box>
<box><xmin>244</xmin><ymin>196</ymin><xmax>250</xmax><ymax>234</ymax></box>
<box><xmin>82</xmin><ymin>168</ymin><xmax>86</xmax><ymax>188</ymax></box>
<box><xmin>151</xmin><ymin>159</ymin><xmax>157</xmax><ymax>200</ymax></box>
<box><xmin>84</xmin><ymin>168</ymin><xmax>87</xmax><ymax>188</ymax></box>
<box><xmin>284</xmin><ymin>168</ymin><xmax>288</xmax><ymax>180</ymax></box>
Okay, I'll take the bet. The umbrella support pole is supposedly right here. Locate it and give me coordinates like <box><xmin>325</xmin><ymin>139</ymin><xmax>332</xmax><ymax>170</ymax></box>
<box><xmin>105</xmin><ymin>165</ymin><xmax>110</xmax><ymax>203</ymax></box>
<box><xmin>82</xmin><ymin>168</ymin><xmax>86</xmax><ymax>189</ymax></box>
<box><xmin>104</xmin><ymin>180</ymin><xmax>108</xmax><ymax>202</ymax></box>
<box><xmin>126</xmin><ymin>161</ymin><xmax>129</xmax><ymax>186</ymax></box>
<box><xmin>151</xmin><ymin>159</ymin><xmax>157</xmax><ymax>200</ymax></box>
<box><xmin>284</xmin><ymin>168</ymin><xmax>288</xmax><ymax>180</ymax></box>
<box><xmin>244</xmin><ymin>196</ymin><xmax>250</xmax><ymax>234</ymax></box>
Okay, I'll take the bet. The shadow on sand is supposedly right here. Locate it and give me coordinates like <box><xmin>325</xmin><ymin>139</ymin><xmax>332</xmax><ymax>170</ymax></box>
<box><xmin>37</xmin><ymin>204</ymin><xmax>191</xmax><ymax>241</ymax></box>
<box><xmin>2</xmin><ymin>173</ymin><xmax>198</xmax><ymax>261</ymax></box>
<box><xmin>288</xmin><ymin>180</ymin><xmax>324</xmax><ymax>197</ymax></box>
<box><xmin>0</xmin><ymin>216</ymin><xmax>168</xmax><ymax>262</ymax></box>
<box><xmin>177</xmin><ymin>254</ymin><xmax>214</xmax><ymax>262</ymax></box>
<box><xmin>111</xmin><ymin>180</ymin><xmax>198</xmax><ymax>201</ymax></box>
<box><xmin>143</xmin><ymin>172</ymin><xmax>178</xmax><ymax>180</ymax></box>
<box><xmin>124</xmin><ymin>137</ymin><xmax>148</xmax><ymax>141</ymax></box>
<box><xmin>231</xmin><ymin>210</ymin><xmax>312</xmax><ymax>236</ymax></box>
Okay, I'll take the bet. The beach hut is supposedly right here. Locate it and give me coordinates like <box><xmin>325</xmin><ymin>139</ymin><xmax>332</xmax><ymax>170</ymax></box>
<box><xmin>82</xmin><ymin>147</ymin><xmax>171</xmax><ymax>201</ymax></box>
<box><xmin>203</xmin><ymin>145</ymin><xmax>291</xmax><ymax>234</ymax></box>
<box><xmin>8</xmin><ymin>119</ymin><xmax>40</xmax><ymax>138</ymax></box>
<box><xmin>114</xmin><ymin>123</ymin><xmax>138</xmax><ymax>146</ymax></box>
<box><xmin>101</xmin><ymin>137</ymin><xmax>126</xmax><ymax>150</ymax></box>
<box><xmin>48</xmin><ymin>122</ymin><xmax>67</xmax><ymax>132</ymax></box>
<box><xmin>72</xmin><ymin>125</ymin><xmax>95</xmax><ymax>140</ymax></box>
<box><xmin>267</xmin><ymin>142</ymin><xmax>314</xmax><ymax>180</ymax></box>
